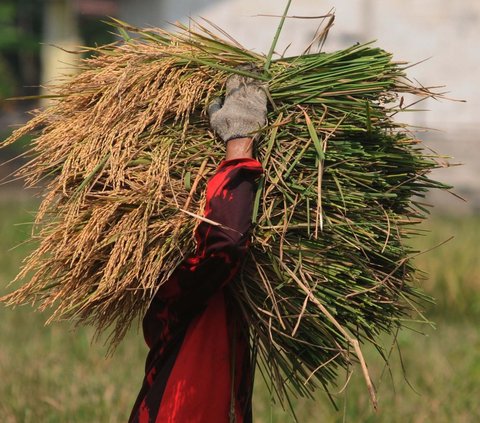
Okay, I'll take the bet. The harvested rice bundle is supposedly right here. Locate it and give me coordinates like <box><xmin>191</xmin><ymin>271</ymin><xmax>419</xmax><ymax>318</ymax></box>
<box><xmin>1</xmin><ymin>18</ymin><xmax>449</xmax><ymax>405</ymax></box>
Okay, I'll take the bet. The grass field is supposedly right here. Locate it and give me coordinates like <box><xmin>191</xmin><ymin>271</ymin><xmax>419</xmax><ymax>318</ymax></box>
<box><xmin>0</xmin><ymin>198</ymin><xmax>479</xmax><ymax>422</ymax></box>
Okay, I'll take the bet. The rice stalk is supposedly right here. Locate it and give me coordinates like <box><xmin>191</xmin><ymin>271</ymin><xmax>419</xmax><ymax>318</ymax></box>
<box><xmin>0</xmin><ymin>19</ymin><xmax>450</xmax><ymax>408</ymax></box>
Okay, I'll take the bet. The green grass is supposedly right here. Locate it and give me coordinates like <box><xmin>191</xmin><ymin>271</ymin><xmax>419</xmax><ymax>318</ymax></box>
<box><xmin>413</xmin><ymin>216</ymin><xmax>480</xmax><ymax>316</ymax></box>
<box><xmin>1</xmin><ymin>199</ymin><xmax>479</xmax><ymax>422</ymax></box>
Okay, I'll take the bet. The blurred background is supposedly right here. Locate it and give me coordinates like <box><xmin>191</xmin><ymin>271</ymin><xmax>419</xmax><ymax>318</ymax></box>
<box><xmin>0</xmin><ymin>1</ymin><xmax>478</xmax><ymax>422</ymax></box>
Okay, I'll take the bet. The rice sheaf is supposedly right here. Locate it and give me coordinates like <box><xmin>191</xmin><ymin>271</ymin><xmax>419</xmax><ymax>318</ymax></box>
<box><xmin>1</xmin><ymin>20</ymin><xmax>450</xmax><ymax>406</ymax></box>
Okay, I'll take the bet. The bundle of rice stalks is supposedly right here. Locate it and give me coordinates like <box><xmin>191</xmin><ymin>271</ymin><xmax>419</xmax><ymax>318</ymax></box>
<box><xmin>2</xmin><ymin>15</ymin><xmax>450</xmax><ymax>407</ymax></box>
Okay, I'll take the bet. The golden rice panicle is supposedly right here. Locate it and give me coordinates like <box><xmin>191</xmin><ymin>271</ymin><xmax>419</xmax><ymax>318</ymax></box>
<box><xmin>2</xmin><ymin>30</ymin><xmax>224</xmax><ymax>343</ymax></box>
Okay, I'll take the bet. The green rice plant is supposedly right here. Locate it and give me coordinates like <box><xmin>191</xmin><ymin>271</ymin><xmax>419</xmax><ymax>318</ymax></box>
<box><xmin>0</xmin><ymin>13</ymin><xmax>451</xmax><ymax>411</ymax></box>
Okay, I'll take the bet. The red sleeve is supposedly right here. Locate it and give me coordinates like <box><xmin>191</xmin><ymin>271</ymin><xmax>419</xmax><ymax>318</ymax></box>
<box><xmin>142</xmin><ymin>158</ymin><xmax>263</xmax><ymax>347</ymax></box>
<box><xmin>157</xmin><ymin>158</ymin><xmax>262</xmax><ymax>300</ymax></box>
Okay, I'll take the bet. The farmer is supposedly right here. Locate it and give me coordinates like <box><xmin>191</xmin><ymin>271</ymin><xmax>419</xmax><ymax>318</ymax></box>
<box><xmin>129</xmin><ymin>71</ymin><xmax>267</xmax><ymax>423</ymax></box>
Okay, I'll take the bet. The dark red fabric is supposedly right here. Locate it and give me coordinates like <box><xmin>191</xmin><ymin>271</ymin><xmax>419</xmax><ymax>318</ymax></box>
<box><xmin>129</xmin><ymin>158</ymin><xmax>263</xmax><ymax>423</ymax></box>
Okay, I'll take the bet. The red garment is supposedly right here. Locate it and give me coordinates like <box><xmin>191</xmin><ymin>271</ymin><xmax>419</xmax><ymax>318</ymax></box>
<box><xmin>129</xmin><ymin>158</ymin><xmax>263</xmax><ymax>423</ymax></box>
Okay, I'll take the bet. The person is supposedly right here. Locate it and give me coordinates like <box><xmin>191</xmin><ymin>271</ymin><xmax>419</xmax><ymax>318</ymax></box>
<box><xmin>129</xmin><ymin>70</ymin><xmax>268</xmax><ymax>423</ymax></box>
